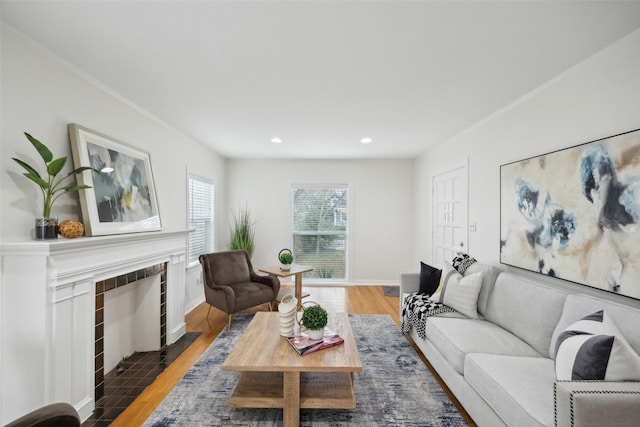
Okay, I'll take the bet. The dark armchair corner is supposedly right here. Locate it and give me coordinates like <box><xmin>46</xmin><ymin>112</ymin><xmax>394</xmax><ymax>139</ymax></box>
<box><xmin>5</xmin><ymin>402</ymin><xmax>80</xmax><ymax>427</ymax></box>
<box><xmin>199</xmin><ymin>250</ymin><xmax>280</xmax><ymax>330</ymax></box>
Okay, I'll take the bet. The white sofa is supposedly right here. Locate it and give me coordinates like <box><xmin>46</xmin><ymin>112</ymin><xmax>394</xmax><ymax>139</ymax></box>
<box><xmin>400</xmin><ymin>263</ymin><xmax>640</xmax><ymax>427</ymax></box>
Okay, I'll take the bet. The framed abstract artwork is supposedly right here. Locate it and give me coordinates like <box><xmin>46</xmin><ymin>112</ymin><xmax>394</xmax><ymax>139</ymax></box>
<box><xmin>68</xmin><ymin>124</ymin><xmax>162</xmax><ymax>236</ymax></box>
<box><xmin>500</xmin><ymin>128</ymin><xmax>640</xmax><ymax>300</ymax></box>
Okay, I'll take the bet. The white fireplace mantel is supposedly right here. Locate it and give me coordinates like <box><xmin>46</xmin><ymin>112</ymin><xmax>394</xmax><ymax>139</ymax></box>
<box><xmin>0</xmin><ymin>230</ymin><xmax>188</xmax><ymax>424</ymax></box>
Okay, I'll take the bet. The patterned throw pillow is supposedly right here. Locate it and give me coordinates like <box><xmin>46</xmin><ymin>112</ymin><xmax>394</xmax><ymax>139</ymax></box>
<box><xmin>452</xmin><ymin>253</ymin><xmax>477</xmax><ymax>275</ymax></box>
<box><xmin>419</xmin><ymin>262</ymin><xmax>442</xmax><ymax>295</ymax></box>
<box><xmin>555</xmin><ymin>310</ymin><xmax>640</xmax><ymax>381</ymax></box>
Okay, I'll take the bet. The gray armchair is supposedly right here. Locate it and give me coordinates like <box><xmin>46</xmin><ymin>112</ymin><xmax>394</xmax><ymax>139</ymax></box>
<box><xmin>199</xmin><ymin>250</ymin><xmax>280</xmax><ymax>330</ymax></box>
<box><xmin>5</xmin><ymin>402</ymin><xmax>80</xmax><ymax>427</ymax></box>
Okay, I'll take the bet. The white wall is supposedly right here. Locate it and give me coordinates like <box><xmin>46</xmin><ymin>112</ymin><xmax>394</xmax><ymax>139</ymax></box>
<box><xmin>0</xmin><ymin>24</ymin><xmax>226</xmax><ymax>310</ymax></box>
<box><xmin>227</xmin><ymin>159</ymin><xmax>414</xmax><ymax>283</ymax></box>
<box><xmin>414</xmin><ymin>28</ymin><xmax>640</xmax><ymax>308</ymax></box>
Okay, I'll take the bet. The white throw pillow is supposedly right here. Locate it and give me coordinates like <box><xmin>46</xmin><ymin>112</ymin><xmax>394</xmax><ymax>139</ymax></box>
<box><xmin>441</xmin><ymin>271</ymin><xmax>483</xmax><ymax>319</ymax></box>
<box><xmin>555</xmin><ymin>310</ymin><xmax>640</xmax><ymax>381</ymax></box>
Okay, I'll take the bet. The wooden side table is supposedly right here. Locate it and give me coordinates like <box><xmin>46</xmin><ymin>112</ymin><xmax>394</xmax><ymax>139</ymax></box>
<box><xmin>259</xmin><ymin>264</ymin><xmax>313</xmax><ymax>307</ymax></box>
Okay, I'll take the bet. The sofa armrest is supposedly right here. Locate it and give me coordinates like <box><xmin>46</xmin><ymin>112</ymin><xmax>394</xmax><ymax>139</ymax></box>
<box><xmin>400</xmin><ymin>273</ymin><xmax>420</xmax><ymax>295</ymax></box>
<box><xmin>399</xmin><ymin>273</ymin><xmax>420</xmax><ymax>317</ymax></box>
<box><xmin>554</xmin><ymin>380</ymin><xmax>640</xmax><ymax>427</ymax></box>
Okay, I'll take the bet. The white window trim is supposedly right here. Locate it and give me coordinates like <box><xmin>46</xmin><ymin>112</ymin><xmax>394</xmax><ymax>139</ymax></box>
<box><xmin>187</xmin><ymin>174</ymin><xmax>215</xmax><ymax>267</ymax></box>
<box><xmin>290</xmin><ymin>182</ymin><xmax>351</xmax><ymax>282</ymax></box>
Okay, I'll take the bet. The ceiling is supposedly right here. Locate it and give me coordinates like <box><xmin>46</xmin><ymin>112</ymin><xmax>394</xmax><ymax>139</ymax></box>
<box><xmin>3</xmin><ymin>1</ymin><xmax>640</xmax><ymax>160</ymax></box>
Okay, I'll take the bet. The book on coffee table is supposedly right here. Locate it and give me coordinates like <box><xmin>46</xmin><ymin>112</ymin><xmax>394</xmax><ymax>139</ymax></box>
<box><xmin>286</xmin><ymin>327</ymin><xmax>344</xmax><ymax>355</ymax></box>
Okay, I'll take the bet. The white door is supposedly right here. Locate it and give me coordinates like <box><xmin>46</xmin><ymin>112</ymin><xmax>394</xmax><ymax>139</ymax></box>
<box><xmin>432</xmin><ymin>162</ymin><xmax>468</xmax><ymax>267</ymax></box>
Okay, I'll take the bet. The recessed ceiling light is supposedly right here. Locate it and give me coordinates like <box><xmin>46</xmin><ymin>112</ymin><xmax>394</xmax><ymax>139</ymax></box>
<box><xmin>360</xmin><ymin>137</ymin><xmax>373</xmax><ymax>144</ymax></box>
<box><xmin>270</xmin><ymin>137</ymin><xmax>283</xmax><ymax>144</ymax></box>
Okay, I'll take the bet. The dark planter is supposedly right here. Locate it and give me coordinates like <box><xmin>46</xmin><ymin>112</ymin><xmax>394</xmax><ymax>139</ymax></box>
<box><xmin>35</xmin><ymin>217</ymin><xmax>58</xmax><ymax>239</ymax></box>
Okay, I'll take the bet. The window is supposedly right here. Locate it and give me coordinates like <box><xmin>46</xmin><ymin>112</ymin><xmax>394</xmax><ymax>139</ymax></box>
<box><xmin>291</xmin><ymin>184</ymin><xmax>349</xmax><ymax>281</ymax></box>
<box><xmin>188</xmin><ymin>176</ymin><xmax>214</xmax><ymax>265</ymax></box>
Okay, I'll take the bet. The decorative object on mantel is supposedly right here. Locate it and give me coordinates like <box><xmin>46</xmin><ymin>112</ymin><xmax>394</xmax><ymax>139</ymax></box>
<box><xmin>299</xmin><ymin>301</ymin><xmax>328</xmax><ymax>340</ymax></box>
<box><xmin>277</xmin><ymin>293</ymin><xmax>298</xmax><ymax>336</ymax></box>
<box><xmin>58</xmin><ymin>219</ymin><xmax>84</xmax><ymax>239</ymax></box>
<box><xmin>500</xmin><ymin>128</ymin><xmax>640</xmax><ymax>300</ymax></box>
<box><xmin>68</xmin><ymin>124</ymin><xmax>162</xmax><ymax>236</ymax></box>
<box><xmin>278</xmin><ymin>248</ymin><xmax>293</xmax><ymax>271</ymax></box>
<box><xmin>12</xmin><ymin>132</ymin><xmax>98</xmax><ymax>240</ymax></box>
<box><xmin>228</xmin><ymin>202</ymin><xmax>255</xmax><ymax>257</ymax></box>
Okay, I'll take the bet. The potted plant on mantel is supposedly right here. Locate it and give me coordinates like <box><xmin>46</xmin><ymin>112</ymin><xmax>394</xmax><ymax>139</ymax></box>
<box><xmin>300</xmin><ymin>302</ymin><xmax>328</xmax><ymax>340</ymax></box>
<box><xmin>12</xmin><ymin>132</ymin><xmax>98</xmax><ymax>239</ymax></box>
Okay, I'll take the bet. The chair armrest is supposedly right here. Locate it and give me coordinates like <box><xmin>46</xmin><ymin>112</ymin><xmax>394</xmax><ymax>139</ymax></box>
<box><xmin>5</xmin><ymin>402</ymin><xmax>80</xmax><ymax>427</ymax></box>
<box><xmin>250</xmin><ymin>272</ymin><xmax>280</xmax><ymax>295</ymax></box>
<box><xmin>554</xmin><ymin>380</ymin><xmax>640</xmax><ymax>427</ymax></box>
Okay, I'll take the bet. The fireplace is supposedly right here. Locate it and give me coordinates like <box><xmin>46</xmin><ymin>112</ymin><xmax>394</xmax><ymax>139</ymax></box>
<box><xmin>0</xmin><ymin>231</ymin><xmax>188</xmax><ymax>424</ymax></box>
<box><xmin>94</xmin><ymin>263</ymin><xmax>167</xmax><ymax>403</ymax></box>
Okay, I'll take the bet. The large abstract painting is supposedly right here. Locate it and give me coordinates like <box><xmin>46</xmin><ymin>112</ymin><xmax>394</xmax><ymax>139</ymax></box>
<box><xmin>500</xmin><ymin>129</ymin><xmax>640</xmax><ymax>300</ymax></box>
<box><xmin>69</xmin><ymin>124</ymin><xmax>161</xmax><ymax>236</ymax></box>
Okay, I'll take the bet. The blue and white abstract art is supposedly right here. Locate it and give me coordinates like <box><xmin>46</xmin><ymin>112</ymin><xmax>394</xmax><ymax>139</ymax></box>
<box><xmin>500</xmin><ymin>129</ymin><xmax>640</xmax><ymax>300</ymax></box>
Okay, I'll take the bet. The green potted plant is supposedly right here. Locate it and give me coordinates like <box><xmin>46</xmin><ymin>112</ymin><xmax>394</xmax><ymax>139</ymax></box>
<box><xmin>300</xmin><ymin>303</ymin><xmax>328</xmax><ymax>340</ymax></box>
<box><xmin>12</xmin><ymin>132</ymin><xmax>98</xmax><ymax>239</ymax></box>
<box><xmin>229</xmin><ymin>203</ymin><xmax>255</xmax><ymax>257</ymax></box>
<box><xmin>279</xmin><ymin>248</ymin><xmax>294</xmax><ymax>271</ymax></box>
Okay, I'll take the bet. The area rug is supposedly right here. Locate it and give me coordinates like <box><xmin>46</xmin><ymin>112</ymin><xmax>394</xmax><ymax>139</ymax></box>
<box><xmin>143</xmin><ymin>314</ymin><xmax>467</xmax><ymax>426</ymax></box>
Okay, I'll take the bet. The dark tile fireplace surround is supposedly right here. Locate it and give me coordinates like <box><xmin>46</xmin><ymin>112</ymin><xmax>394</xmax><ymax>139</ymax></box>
<box><xmin>94</xmin><ymin>262</ymin><xmax>167</xmax><ymax>403</ymax></box>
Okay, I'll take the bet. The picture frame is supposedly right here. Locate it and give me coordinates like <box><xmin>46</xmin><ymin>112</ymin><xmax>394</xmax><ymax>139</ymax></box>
<box><xmin>500</xmin><ymin>128</ymin><xmax>640</xmax><ymax>300</ymax></box>
<box><xmin>68</xmin><ymin>124</ymin><xmax>162</xmax><ymax>236</ymax></box>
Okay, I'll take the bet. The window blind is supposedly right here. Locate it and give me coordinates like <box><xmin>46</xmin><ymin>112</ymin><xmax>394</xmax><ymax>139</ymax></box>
<box><xmin>291</xmin><ymin>184</ymin><xmax>348</xmax><ymax>281</ymax></box>
<box><xmin>188</xmin><ymin>176</ymin><xmax>214</xmax><ymax>265</ymax></box>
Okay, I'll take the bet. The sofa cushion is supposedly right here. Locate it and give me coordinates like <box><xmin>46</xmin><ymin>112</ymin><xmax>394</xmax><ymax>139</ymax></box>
<box><xmin>426</xmin><ymin>317</ymin><xmax>542</xmax><ymax>375</ymax></box>
<box><xmin>555</xmin><ymin>310</ymin><xmax>640</xmax><ymax>381</ymax></box>
<box><xmin>465</xmin><ymin>353</ymin><xmax>556</xmax><ymax>427</ymax></box>
<box><xmin>484</xmin><ymin>273</ymin><xmax>567</xmax><ymax>358</ymax></box>
<box><xmin>442</xmin><ymin>271</ymin><xmax>483</xmax><ymax>319</ymax></box>
<box><xmin>419</xmin><ymin>262</ymin><xmax>441</xmax><ymax>295</ymax></box>
<box><xmin>463</xmin><ymin>263</ymin><xmax>500</xmax><ymax>316</ymax></box>
<box><xmin>550</xmin><ymin>293</ymin><xmax>640</xmax><ymax>358</ymax></box>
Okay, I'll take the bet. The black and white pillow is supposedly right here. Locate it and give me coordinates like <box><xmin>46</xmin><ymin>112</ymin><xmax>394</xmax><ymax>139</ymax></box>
<box><xmin>554</xmin><ymin>310</ymin><xmax>640</xmax><ymax>381</ymax></box>
<box><xmin>452</xmin><ymin>253</ymin><xmax>477</xmax><ymax>275</ymax></box>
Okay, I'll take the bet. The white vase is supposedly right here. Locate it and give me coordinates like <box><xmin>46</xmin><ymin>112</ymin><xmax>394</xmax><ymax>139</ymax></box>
<box><xmin>278</xmin><ymin>294</ymin><xmax>298</xmax><ymax>336</ymax></box>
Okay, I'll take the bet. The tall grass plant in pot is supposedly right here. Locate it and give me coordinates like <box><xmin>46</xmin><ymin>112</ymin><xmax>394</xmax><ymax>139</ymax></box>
<box><xmin>229</xmin><ymin>203</ymin><xmax>255</xmax><ymax>257</ymax></box>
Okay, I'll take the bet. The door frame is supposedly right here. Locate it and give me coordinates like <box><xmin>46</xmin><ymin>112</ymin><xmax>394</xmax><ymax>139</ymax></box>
<box><xmin>431</xmin><ymin>159</ymin><xmax>469</xmax><ymax>266</ymax></box>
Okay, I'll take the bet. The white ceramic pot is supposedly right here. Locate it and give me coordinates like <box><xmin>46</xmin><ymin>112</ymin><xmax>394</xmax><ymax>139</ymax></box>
<box><xmin>307</xmin><ymin>328</ymin><xmax>324</xmax><ymax>340</ymax></box>
<box><xmin>280</xmin><ymin>262</ymin><xmax>292</xmax><ymax>271</ymax></box>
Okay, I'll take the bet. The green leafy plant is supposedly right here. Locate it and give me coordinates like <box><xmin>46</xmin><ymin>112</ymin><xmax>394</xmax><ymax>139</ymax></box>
<box><xmin>279</xmin><ymin>249</ymin><xmax>293</xmax><ymax>265</ymax></box>
<box><xmin>229</xmin><ymin>203</ymin><xmax>255</xmax><ymax>257</ymax></box>
<box><xmin>300</xmin><ymin>304</ymin><xmax>328</xmax><ymax>331</ymax></box>
<box><xmin>12</xmin><ymin>132</ymin><xmax>98</xmax><ymax>217</ymax></box>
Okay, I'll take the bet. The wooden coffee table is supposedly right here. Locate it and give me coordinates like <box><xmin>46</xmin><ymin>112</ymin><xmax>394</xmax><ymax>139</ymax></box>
<box><xmin>221</xmin><ymin>312</ymin><xmax>362</xmax><ymax>426</ymax></box>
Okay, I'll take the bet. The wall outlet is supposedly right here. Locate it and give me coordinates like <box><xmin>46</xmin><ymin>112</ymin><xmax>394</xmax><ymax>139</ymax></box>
<box><xmin>469</xmin><ymin>222</ymin><xmax>477</xmax><ymax>232</ymax></box>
